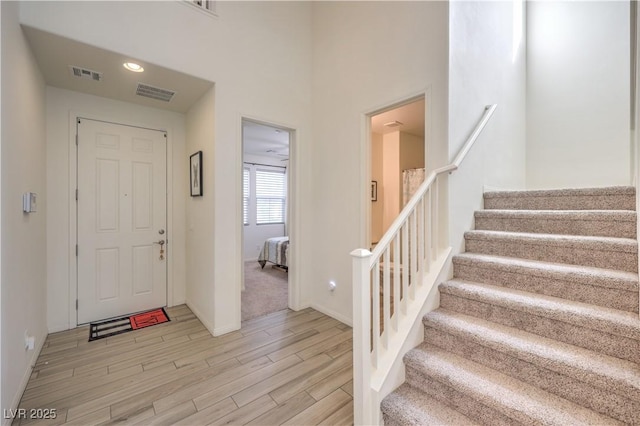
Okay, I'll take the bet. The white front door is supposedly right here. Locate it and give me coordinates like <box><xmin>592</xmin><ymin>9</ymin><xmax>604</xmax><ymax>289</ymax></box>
<box><xmin>77</xmin><ymin>118</ymin><xmax>167</xmax><ymax>324</ymax></box>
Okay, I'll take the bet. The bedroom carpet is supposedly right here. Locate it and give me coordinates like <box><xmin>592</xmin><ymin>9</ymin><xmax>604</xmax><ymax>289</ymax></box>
<box><xmin>242</xmin><ymin>260</ymin><xmax>288</xmax><ymax>321</ymax></box>
<box><xmin>381</xmin><ymin>186</ymin><xmax>640</xmax><ymax>425</ymax></box>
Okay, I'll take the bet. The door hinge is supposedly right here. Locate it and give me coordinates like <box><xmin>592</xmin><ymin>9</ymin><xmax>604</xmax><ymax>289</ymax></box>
<box><xmin>75</xmin><ymin>189</ymin><xmax>78</xmax><ymax>201</ymax></box>
<box><xmin>75</xmin><ymin>299</ymin><xmax>78</xmax><ymax>310</ymax></box>
<box><xmin>75</xmin><ymin>245</ymin><xmax>78</xmax><ymax>256</ymax></box>
<box><xmin>75</xmin><ymin>134</ymin><xmax>78</xmax><ymax>146</ymax></box>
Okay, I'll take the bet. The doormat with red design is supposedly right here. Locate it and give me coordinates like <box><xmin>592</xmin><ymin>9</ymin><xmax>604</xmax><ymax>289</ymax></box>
<box><xmin>88</xmin><ymin>308</ymin><xmax>170</xmax><ymax>341</ymax></box>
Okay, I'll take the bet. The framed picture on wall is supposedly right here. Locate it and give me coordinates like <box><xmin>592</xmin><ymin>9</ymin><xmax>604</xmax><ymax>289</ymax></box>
<box><xmin>371</xmin><ymin>180</ymin><xmax>377</xmax><ymax>202</ymax></box>
<box><xmin>190</xmin><ymin>151</ymin><xmax>203</xmax><ymax>197</ymax></box>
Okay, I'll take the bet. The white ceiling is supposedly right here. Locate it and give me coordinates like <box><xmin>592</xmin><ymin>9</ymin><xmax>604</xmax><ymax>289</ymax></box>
<box><xmin>22</xmin><ymin>26</ymin><xmax>213</xmax><ymax>114</ymax></box>
<box><xmin>22</xmin><ymin>25</ymin><xmax>420</xmax><ymax>152</ymax></box>
<box><xmin>243</xmin><ymin>120</ymin><xmax>289</xmax><ymax>160</ymax></box>
<box><xmin>371</xmin><ymin>98</ymin><xmax>425</xmax><ymax>137</ymax></box>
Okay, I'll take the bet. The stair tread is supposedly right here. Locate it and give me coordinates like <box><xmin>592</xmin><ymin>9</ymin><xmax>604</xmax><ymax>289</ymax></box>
<box><xmin>484</xmin><ymin>186</ymin><xmax>635</xmax><ymax>199</ymax></box>
<box><xmin>424</xmin><ymin>309</ymin><xmax>640</xmax><ymax>400</ymax></box>
<box><xmin>381</xmin><ymin>383</ymin><xmax>480</xmax><ymax>426</ymax></box>
<box><xmin>405</xmin><ymin>345</ymin><xmax>622</xmax><ymax>425</ymax></box>
<box><xmin>465</xmin><ymin>230</ymin><xmax>638</xmax><ymax>251</ymax></box>
<box><xmin>453</xmin><ymin>253</ymin><xmax>638</xmax><ymax>291</ymax></box>
<box><xmin>389</xmin><ymin>187</ymin><xmax>639</xmax><ymax>424</ymax></box>
<box><xmin>441</xmin><ymin>280</ymin><xmax>640</xmax><ymax>341</ymax></box>
<box><xmin>475</xmin><ymin>209</ymin><xmax>636</xmax><ymax>221</ymax></box>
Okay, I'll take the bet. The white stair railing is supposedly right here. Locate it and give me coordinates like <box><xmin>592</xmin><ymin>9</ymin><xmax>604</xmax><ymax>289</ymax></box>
<box><xmin>351</xmin><ymin>104</ymin><xmax>497</xmax><ymax>425</ymax></box>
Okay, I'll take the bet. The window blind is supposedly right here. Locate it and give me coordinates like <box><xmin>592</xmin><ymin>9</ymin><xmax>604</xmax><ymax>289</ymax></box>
<box><xmin>255</xmin><ymin>169</ymin><xmax>286</xmax><ymax>224</ymax></box>
<box><xmin>243</xmin><ymin>168</ymin><xmax>250</xmax><ymax>225</ymax></box>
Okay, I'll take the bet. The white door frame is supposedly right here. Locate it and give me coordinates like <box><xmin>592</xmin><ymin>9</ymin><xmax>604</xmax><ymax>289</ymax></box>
<box><xmin>68</xmin><ymin>112</ymin><xmax>175</xmax><ymax>328</ymax></box>
<box><xmin>237</xmin><ymin>114</ymin><xmax>301</xmax><ymax>318</ymax></box>
<box><xmin>361</xmin><ymin>89</ymin><xmax>431</xmax><ymax>249</ymax></box>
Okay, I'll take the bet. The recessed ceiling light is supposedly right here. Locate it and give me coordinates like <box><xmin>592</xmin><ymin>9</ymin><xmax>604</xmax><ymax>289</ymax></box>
<box><xmin>123</xmin><ymin>62</ymin><xmax>144</xmax><ymax>73</ymax></box>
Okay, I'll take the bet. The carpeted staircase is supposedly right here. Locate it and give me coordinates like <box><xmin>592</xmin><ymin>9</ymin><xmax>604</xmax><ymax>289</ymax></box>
<box><xmin>381</xmin><ymin>186</ymin><xmax>640</xmax><ymax>425</ymax></box>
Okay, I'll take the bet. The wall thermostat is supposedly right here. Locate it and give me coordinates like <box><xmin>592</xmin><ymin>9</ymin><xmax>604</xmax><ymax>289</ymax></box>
<box><xmin>23</xmin><ymin>192</ymin><xmax>37</xmax><ymax>213</ymax></box>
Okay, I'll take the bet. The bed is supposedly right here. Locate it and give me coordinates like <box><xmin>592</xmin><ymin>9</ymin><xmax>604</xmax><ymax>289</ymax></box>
<box><xmin>258</xmin><ymin>236</ymin><xmax>289</xmax><ymax>270</ymax></box>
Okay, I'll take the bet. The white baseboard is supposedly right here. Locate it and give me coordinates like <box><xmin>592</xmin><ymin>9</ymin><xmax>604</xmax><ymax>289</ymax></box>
<box><xmin>185</xmin><ymin>300</ymin><xmax>215</xmax><ymax>336</ymax></box>
<box><xmin>4</xmin><ymin>331</ymin><xmax>47</xmax><ymax>426</ymax></box>
<box><xmin>310</xmin><ymin>303</ymin><xmax>353</xmax><ymax>327</ymax></box>
<box><xmin>185</xmin><ymin>300</ymin><xmax>240</xmax><ymax>337</ymax></box>
<box><xmin>213</xmin><ymin>323</ymin><xmax>240</xmax><ymax>336</ymax></box>
<box><xmin>47</xmin><ymin>323</ymin><xmax>70</xmax><ymax>334</ymax></box>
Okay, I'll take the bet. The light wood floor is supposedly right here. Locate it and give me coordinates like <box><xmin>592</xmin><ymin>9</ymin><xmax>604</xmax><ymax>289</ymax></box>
<box><xmin>17</xmin><ymin>305</ymin><xmax>353</xmax><ymax>425</ymax></box>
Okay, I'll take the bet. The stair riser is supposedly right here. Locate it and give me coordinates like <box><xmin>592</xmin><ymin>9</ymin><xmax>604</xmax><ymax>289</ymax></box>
<box><xmin>483</xmin><ymin>194</ymin><xmax>635</xmax><ymax>211</ymax></box>
<box><xmin>453</xmin><ymin>262</ymin><xmax>639</xmax><ymax>313</ymax></box>
<box><xmin>380</xmin><ymin>415</ymin><xmax>403</xmax><ymax>426</ymax></box>
<box><xmin>380</xmin><ymin>384</ymin><xmax>481</xmax><ymax>426</ymax></box>
<box><xmin>404</xmin><ymin>366</ymin><xmax>518</xmax><ymax>426</ymax></box>
<box><xmin>423</xmin><ymin>325</ymin><xmax>640</xmax><ymax>424</ymax></box>
<box><xmin>474</xmin><ymin>216</ymin><xmax>636</xmax><ymax>239</ymax></box>
<box><xmin>440</xmin><ymin>293</ymin><xmax>640</xmax><ymax>364</ymax></box>
<box><xmin>465</xmin><ymin>237</ymin><xmax>637</xmax><ymax>272</ymax></box>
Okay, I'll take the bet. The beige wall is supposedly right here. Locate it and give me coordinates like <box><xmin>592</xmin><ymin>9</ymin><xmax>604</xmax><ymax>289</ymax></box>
<box><xmin>1</xmin><ymin>1</ymin><xmax>47</xmax><ymax>414</ymax></box>
<box><xmin>370</xmin><ymin>133</ymin><xmax>383</xmax><ymax>244</ymax></box>
<box><xmin>399</xmin><ymin>133</ymin><xmax>426</xmax><ymax>190</ymax></box>
<box><xmin>378</xmin><ymin>131</ymin><xmax>425</xmax><ymax>234</ymax></box>
<box><xmin>381</xmin><ymin>132</ymin><xmax>401</xmax><ymax>233</ymax></box>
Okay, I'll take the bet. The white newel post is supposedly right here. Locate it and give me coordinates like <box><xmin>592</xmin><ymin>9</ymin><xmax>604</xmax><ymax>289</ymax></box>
<box><xmin>351</xmin><ymin>248</ymin><xmax>373</xmax><ymax>426</ymax></box>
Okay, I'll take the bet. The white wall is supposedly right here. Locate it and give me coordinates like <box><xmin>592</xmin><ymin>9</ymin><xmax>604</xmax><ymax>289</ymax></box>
<box><xmin>45</xmin><ymin>87</ymin><xmax>187</xmax><ymax>332</ymax></box>
<box><xmin>527</xmin><ymin>1</ymin><xmax>630</xmax><ymax>189</ymax></box>
<box><xmin>1</xmin><ymin>1</ymin><xmax>48</xmax><ymax>416</ymax></box>
<box><xmin>448</xmin><ymin>0</ymin><xmax>527</xmax><ymax>254</ymax></box>
<box><xmin>20</xmin><ymin>1</ymin><xmax>314</xmax><ymax>334</ymax></box>
<box><xmin>310</xmin><ymin>1</ymin><xmax>449</xmax><ymax>324</ymax></box>
<box><xmin>185</xmin><ymin>87</ymin><xmax>215</xmax><ymax>332</ymax></box>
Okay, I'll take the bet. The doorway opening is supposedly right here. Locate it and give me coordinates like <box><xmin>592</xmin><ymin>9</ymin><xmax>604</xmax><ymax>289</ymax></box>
<box><xmin>241</xmin><ymin>119</ymin><xmax>291</xmax><ymax>321</ymax></box>
<box><xmin>369</xmin><ymin>96</ymin><xmax>426</xmax><ymax>249</ymax></box>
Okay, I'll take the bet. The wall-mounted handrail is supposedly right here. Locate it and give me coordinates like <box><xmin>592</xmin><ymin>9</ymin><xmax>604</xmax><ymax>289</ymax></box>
<box><xmin>451</xmin><ymin>104</ymin><xmax>498</xmax><ymax>168</ymax></box>
<box><xmin>352</xmin><ymin>104</ymin><xmax>497</xmax><ymax>426</ymax></box>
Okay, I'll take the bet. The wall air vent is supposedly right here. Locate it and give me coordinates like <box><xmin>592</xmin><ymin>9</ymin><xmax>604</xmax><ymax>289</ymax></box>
<box><xmin>135</xmin><ymin>83</ymin><xmax>176</xmax><ymax>102</ymax></box>
<box><xmin>69</xmin><ymin>65</ymin><xmax>103</xmax><ymax>81</ymax></box>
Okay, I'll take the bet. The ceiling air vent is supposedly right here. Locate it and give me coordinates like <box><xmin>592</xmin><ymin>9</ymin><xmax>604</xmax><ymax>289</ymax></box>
<box><xmin>383</xmin><ymin>120</ymin><xmax>404</xmax><ymax>128</ymax></box>
<box><xmin>135</xmin><ymin>83</ymin><xmax>176</xmax><ymax>102</ymax></box>
<box><xmin>69</xmin><ymin>65</ymin><xmax>103</xmax><ymax>81</ymax></box>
